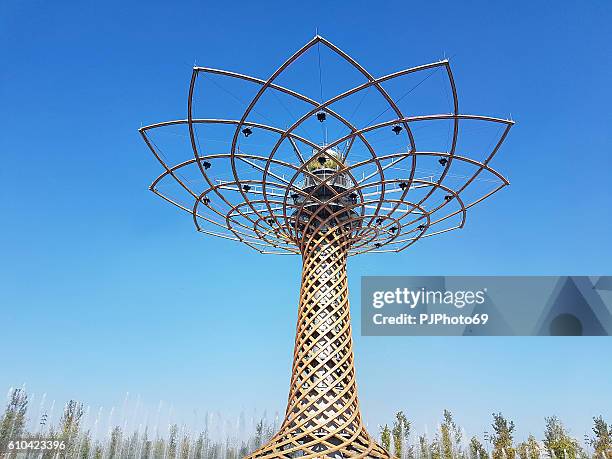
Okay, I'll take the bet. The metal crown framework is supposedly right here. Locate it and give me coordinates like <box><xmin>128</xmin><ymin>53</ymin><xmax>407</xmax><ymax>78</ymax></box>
<box><xmin>140</xmin><ymin>35</ymin><xmax>513</xmax><ymax>458</ymax></box>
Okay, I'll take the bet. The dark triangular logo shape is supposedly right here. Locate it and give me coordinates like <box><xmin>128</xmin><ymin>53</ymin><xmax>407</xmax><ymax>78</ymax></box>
<box><xmin>535</xmin><ymin>277</ymin><xmax>608</xmax><ymax>336</ymax></box>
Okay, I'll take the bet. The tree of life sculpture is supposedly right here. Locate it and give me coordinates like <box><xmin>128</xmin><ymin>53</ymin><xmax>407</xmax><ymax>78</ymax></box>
<box><xmin>140</xmin><ymin>35</ymin><xmax>513</xmax><ymax>459</ymax></box>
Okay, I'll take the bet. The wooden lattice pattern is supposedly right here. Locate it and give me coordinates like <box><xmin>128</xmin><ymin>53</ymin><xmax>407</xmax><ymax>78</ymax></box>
<box><xmin>245</xmin><ymin>228</ymin><xmax>391</xmax><ymax>459</ymax></box>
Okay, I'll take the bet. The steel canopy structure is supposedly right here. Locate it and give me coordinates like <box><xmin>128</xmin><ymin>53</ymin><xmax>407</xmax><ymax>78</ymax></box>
<box><xmin>140</xmin><ymin>35</ymin><xmax>513</xmax><ymax>458</ymax></box>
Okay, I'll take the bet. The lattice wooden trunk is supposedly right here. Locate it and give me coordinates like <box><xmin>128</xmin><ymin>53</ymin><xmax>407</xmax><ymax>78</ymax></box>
<box><xmin>246</xmin><ymin>229</ymin><xmax>392</xmax><ymax>459</ymax></box>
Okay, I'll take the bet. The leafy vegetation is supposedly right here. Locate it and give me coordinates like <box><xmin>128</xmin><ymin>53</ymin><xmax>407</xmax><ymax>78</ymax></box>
<box><xmin>0</xmin><ymin>389</ymin><xmax>610</xmax><ymax>458</ymax></box>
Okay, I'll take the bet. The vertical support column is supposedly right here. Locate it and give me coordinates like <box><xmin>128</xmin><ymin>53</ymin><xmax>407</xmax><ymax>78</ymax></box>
<box><xmin>246</xmin><ymin>229</ymin><xmax>391</xmax><ymax>459</ymax></box>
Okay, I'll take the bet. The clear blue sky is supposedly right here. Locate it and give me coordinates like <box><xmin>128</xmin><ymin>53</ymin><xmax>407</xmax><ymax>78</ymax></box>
<box><xmin>1</xmin><ymin>0</ymin><xmax>611</xmax><ymax>446</ymax></box>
